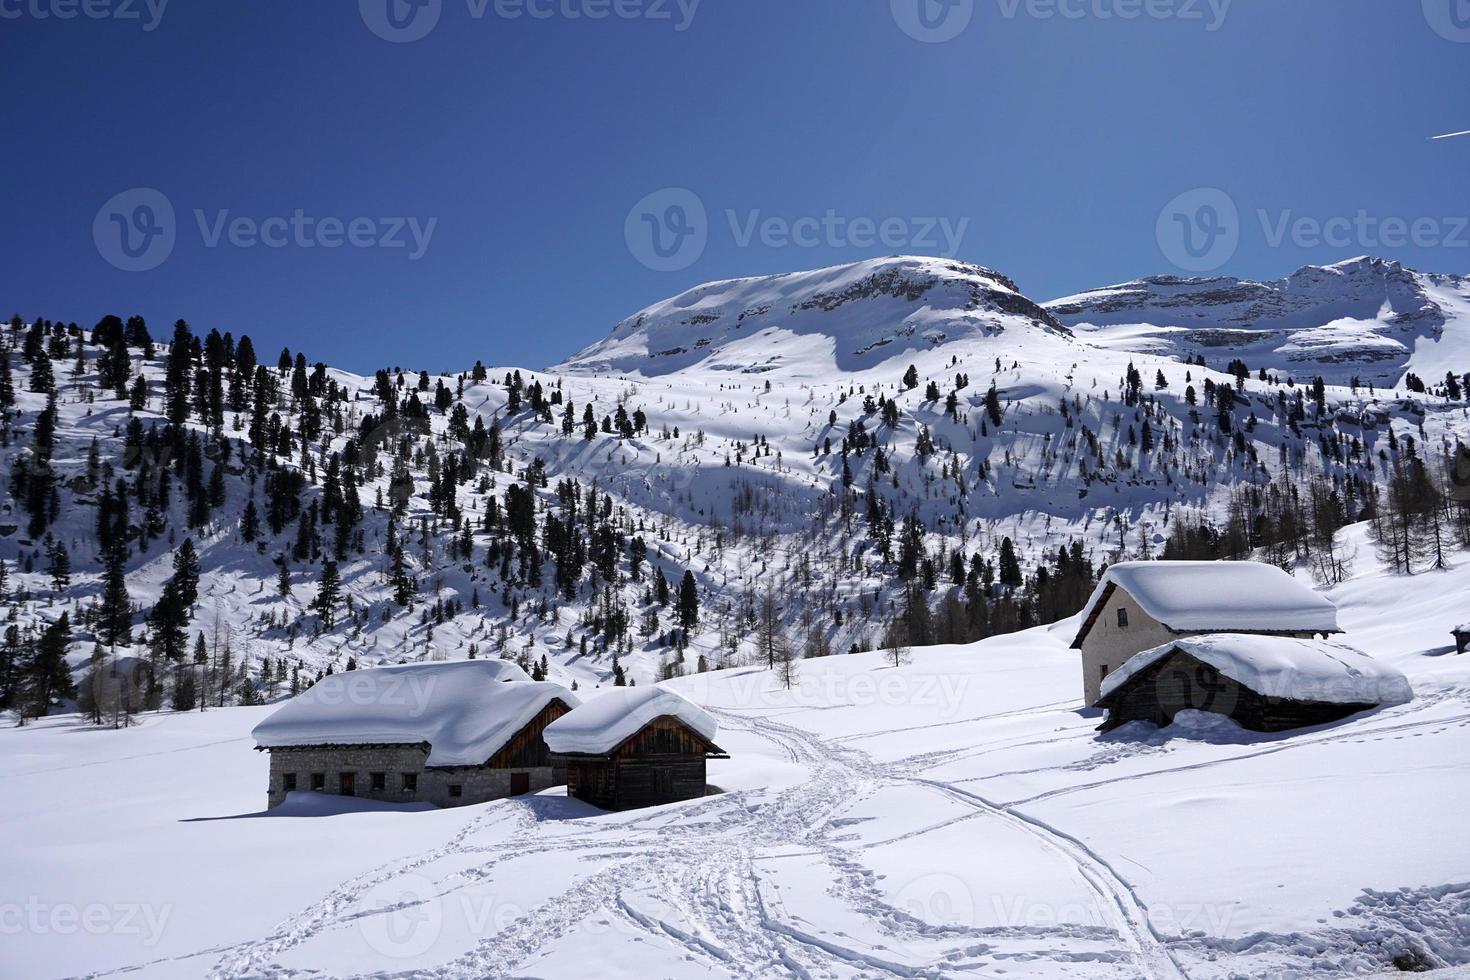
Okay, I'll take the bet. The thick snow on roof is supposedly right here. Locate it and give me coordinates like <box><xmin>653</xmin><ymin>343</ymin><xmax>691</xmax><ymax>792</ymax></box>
<box><xmin>1100</xmin><ymin>634</ymin><xmax>1413</xmax><ymax>707</ymax></box>
<box><xmin>251</xmin><ymin>660</ymin><xmax>578</xmax><ymax>768</ymax></box>
<box><xmin>1077</xmin><ymin>560</ymin><xmax>1340</xmax><ymax>642</ymax></box>
<box><xmin>542</xmin><ymin>686</ymin><xmax>718</xmax><ymax>756</ymax></box>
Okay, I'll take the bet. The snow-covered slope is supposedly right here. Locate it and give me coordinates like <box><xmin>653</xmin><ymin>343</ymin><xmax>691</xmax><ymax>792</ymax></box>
<box><xmin>556</xmin><ymin>256</ymin><xmax>1071</xmax><ymax>378</ymax></box>
<box><xmin>1047</xmin><ymin>257</ymin><xmax>1470</xmax><ymax>386</ymax></box>
<box><xmin>3</xmin><ymin>522</ymin><xmax>1466</xmax><ymax>979</ymax></box>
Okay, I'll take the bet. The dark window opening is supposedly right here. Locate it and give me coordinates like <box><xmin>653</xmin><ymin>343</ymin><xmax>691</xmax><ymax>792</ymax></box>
<box><xmin>448</xmin><ymin>784</ymin><xmax>463</xmax><ymax>799</ymax></box>
<box><xmin>370</xmin><ymin>772</ymin><xmax>386</xmax><ymax>791</ymax></box>
<box><xmin>340</xmin><ymin>772</ymin><xmax>356</xmax><ymax>796</ymax></box>
<box><xmin>1116</xmin><ymin>608</ymin><xmax>1129</xmax><ymax>628</ymax></box>
<box><xmin>402</xmin><ymin>773</ymin><xmax>418</xmax><ymax>793</ymax></box>
<box><xmin>511</xmin><ymin>772</ymin><xmax>530</xmax><ymax>796</ymax></box>
<box><xmin>310</xmin><ymin>773</ymin><xmax>325</xmax><ymax>792</ymax></box>
<box><xmin>283</xmin><ymin>773</ymin><xmax>297</xmax><ymax>792</ymax></box>
<box><xmin>1101</xmin><ymin>664</ymin><xmax>1110</xmax><ymax>680</ymax></box>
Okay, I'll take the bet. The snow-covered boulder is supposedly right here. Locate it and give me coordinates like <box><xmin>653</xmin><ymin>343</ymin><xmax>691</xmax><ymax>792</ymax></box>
<box><xmin>250</xmin><ymin>660</ymin><xmax>580</xmax><ymax>768</ymax></box>
<box><xmin>542</xmin><ymin>686</ymin><xmax>718</xmax><ymax>756</ymax></box>
<box><xmin>1100</xmin><ymin>634</ymin><xmax>1413</xmax><ymax>707</ymax></box>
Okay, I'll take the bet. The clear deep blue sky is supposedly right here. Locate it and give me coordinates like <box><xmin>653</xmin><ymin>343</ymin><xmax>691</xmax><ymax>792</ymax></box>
<box><xmin>4</xmin><ymin>0</ymin><xmax>1467</xmax><ymax>372</ymax></box>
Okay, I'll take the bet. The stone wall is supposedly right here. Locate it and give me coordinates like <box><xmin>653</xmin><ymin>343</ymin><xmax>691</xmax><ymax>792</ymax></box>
<box><xmin>264</xmin><ymin>744</ymin><xmax>560</xmax><ymax>809</ymax></box>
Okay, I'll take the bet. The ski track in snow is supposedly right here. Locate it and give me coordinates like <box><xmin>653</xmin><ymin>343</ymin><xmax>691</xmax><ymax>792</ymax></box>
<box><xmin>194</xmin><ymin>698</ymin><xmax>1194</xmax><ymax>979</ymax></box>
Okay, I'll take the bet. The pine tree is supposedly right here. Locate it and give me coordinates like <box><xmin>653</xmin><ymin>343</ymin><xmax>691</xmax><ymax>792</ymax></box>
<box><xmin>45</xmin><ymin>538</ymin><xmax>70</xmax><ymax>591</ymax></box>
<box><xmin>676</xmin><ymin>570</ymin><xmax>700</xmax><ymax>630</ymax></box>
<box><xmin>240</xmin><ymin>497</ymin><xmax>260</xmax><ymax>543</ymax></box>
<box><xmin>998</xmin><ymin>536</ymin><xmax>1023</xmax><ymax>589</ymax></box>
<box><xmin>172</xmin><ymin>539</ymin><xmax>200</xmax><ymax>610</ymax></box>
<box><xmin>165</xmin><ymin>320</ymin><xmax>194</xmax><ymax>426</ymax></box>
<box><xmin>313</xmin><ymin>560</ymin><xmax>341</xmax><ymax>628</ymax></box>
<box><xmin>22</xmin><ymin>613</ymin><xmax>75</xmax><ymax>717</ymax></box>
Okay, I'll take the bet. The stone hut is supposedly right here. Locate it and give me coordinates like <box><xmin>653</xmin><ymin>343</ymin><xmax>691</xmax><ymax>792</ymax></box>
<box><xmin>1071</xmin><ymin>560</ymin><xmax>1342</xmax><ymax>707</ymax></box>
<box><xmin>251</xmin><ymin>660</ymin><xmax>578</xmax><ymax>809</ymax></box>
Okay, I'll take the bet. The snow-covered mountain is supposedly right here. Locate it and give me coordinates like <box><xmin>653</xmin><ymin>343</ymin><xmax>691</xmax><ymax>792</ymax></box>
<box><xmin>3</xmin><ymin>253</ymin><xmax>1470</xmax><ymax>704</ymax></box>
<box><xmin>1046</xmin><ymin>256</ymin><xmax>1470</xmax><ymax>386</ymax></box>
<box><xmin>557</xmin><ymin>256</ymin><xmax>1071</xmax><ymax>378</ymax></box>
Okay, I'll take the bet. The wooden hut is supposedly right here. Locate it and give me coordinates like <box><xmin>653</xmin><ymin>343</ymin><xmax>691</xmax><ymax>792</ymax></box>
<box><xmin>1095</xmin><ymin>635</ymin><xmax>1412</xmax><ymax>734</ymax></box>
<box><xmin>543</xmin><ymin>687</ymin><xmax>727</xmax><ymax>811</ymax></box>
<box><xmin>251</xmin><ymin>660</ymin><xmax>579</xmax><ymax>809</ymax></box>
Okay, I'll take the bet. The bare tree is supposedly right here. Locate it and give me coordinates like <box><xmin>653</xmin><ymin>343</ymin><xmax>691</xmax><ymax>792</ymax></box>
<box><xmin>756</xmin><ymin>582</ymin><xmax>783</xmax><ymax>670</ymax></box>
<box><xmin>883</xmin><ymin>618</ymin><xmax>911</xmax><ymax>669</ymax></box>
<box><xmin>775</xmin><ymin>631</ymin><xmax>796</xmax><ymax>690</ymax></box>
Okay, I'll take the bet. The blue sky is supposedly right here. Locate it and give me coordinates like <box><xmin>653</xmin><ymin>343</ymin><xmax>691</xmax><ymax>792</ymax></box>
<box><xmin>3</xmin><ymin>0</ymin><xmax>1467</xmax><ymax>372</ymax></box>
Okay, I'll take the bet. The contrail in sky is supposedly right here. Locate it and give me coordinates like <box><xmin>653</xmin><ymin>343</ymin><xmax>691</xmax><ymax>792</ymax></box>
<box><xmin>1430</xmin><ymin>130</ymin><xmax>1470</xmax><ymax>140</ymax></box>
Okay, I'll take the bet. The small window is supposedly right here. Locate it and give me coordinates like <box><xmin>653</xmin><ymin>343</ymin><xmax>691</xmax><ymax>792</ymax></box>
<box><xmin>402</xmin><ymin>773</ymin><xmax>418</xmax><ymax>793</ymax></box>
<box><xmin>1116</xmin><ymin>608</ymin><xmax>1129</xmax><ymax>628</ymax></box>
<box><xmin>310</xmin><ymin>773</ymin><xmax>325</xmax><ymax>792</ymax></box>
<box><xmin>282</xmin><ymin>773</ymin><xmax>298</xmax><ymax>792</ymax></box>
<box><xmin>1100</xmin><ymin>664</ymin><xmax>1110</xmax><ymax>680</ymax></box>
<box><xmin>448</xmin><ymin>784</ymin><xmax>463</xmax><ymax>799</ymax></box>
<box><xmin>370</xmin><ymin>772</ymin><xmax>386</xmax><ymax>791</ymax></box>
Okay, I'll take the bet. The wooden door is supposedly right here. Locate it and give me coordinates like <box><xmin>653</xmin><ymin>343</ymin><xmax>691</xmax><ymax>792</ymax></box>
<box><xmin>339</xmin><ymin>772</ymin><xmax>355</xmax><ymax>796</ymax></box>
<box><xmin>510</xmin><ymin>772</ymin><xmax>530</xmax><ymax>796</ymax></box>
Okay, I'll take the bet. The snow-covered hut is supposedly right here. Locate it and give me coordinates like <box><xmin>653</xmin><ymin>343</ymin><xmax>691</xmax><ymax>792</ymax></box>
<box><xmin>543</xmin><ymin>686</ymin><xmax>727</xmax><ymax>811</ymax></box>
<box><xmin>251</xmin><ymin>660</ymin><xmax>578</xmax><ymax>809</ymax></box>
<box><xmin>1071</xmin><ymin>561</ymin><xmax>1342</xmax><ymax>706</ymax></box>
<box><xmin>1094</xmin><ymin>634</ymin><xmax>1412</xmax><ymax>733</ymax></box>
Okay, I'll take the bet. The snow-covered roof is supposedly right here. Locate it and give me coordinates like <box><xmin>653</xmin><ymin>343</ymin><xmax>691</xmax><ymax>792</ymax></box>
<box><xmin>1073</xmin><ymin>560</ymin><xmax>1340</xmax><ymax>647</ymax></box>
<box><xmin>251</xmin><ymin>660</ymin><xmax>578</xmax><ymax>768</ymax></box>
<box><xmin>1099</xmin><ymin>634</ymin><xmax>1412</xmax><ymax>707</ymax></box>
<box><xmin>542</xmin><ymin>686</ymin><xmax>719</xmax><ymax>756</ymax></box>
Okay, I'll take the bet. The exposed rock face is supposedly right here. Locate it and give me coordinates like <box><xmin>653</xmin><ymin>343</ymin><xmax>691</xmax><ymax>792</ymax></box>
<box><xmin>1045</xmin><ymin>257</ymin><xmax>1470</xmax><ymax>385</ymax></box>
